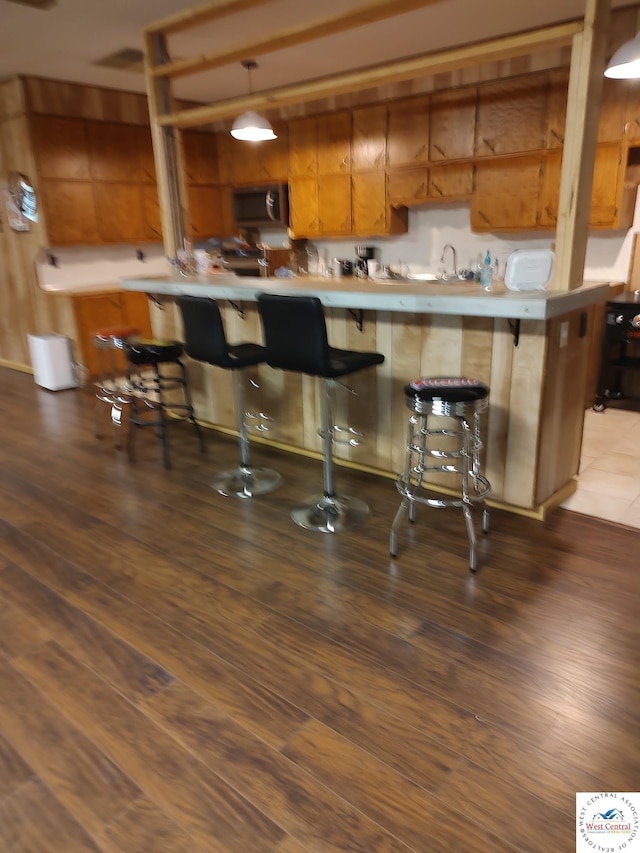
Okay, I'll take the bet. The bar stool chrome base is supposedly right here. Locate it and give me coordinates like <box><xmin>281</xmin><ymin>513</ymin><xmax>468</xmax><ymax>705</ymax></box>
<box><xmin>212</xmin><ymin>465</ymin><xmax>282</xmax><ymax>499</ymax></box>
<box><xmin>292</xmin><ymin>493</ymin><xmax>369</xmax><ymax>533</ymax></box>
<box><xmin>390</xmin><ymin>376</ymin><xmax>492</xmax><ymax>572</ymax></box>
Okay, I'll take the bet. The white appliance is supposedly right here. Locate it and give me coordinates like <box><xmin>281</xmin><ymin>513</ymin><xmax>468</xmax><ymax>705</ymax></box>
<box><xmin>27</xmin><ymin>333</ymin><xmax>78</xmax><ymax>391</ymax></box>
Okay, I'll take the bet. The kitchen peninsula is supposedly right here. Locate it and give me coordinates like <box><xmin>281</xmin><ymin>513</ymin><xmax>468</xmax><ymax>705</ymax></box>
<box><xmin>123</xmin><ymin>272</ymin><xmax>611</xmax><ymax>517</ymax></box>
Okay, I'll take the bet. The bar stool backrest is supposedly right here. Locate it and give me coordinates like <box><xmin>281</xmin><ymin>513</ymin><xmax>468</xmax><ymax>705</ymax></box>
<box><xmin>258</xmin><ymin>293</ymin><xmax>331</xmax><ymax>376</ymax></box>
<box><xmin>177</xmin><ymin>296</ymin><xmax>229</xmax><ymax>367</ymax></box>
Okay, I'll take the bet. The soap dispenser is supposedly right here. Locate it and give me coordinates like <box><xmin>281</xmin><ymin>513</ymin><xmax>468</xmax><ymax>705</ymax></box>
<box><xmin>480</xmin><ymin>249</ymin><xmax>492</xmax><ymax>291</ymax></box>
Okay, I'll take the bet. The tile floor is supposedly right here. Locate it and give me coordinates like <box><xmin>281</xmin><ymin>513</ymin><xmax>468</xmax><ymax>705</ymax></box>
<box><xmin>561</xmin><ymin>405</ymin><xmax>640</xmax><ymax>529</ymax></box>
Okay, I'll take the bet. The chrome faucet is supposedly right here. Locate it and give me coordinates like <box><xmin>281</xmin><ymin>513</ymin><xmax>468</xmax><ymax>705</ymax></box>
<box><xmin>440</xmin><ymin>243</ymin><xmax>458</xmax><ymax>280</ymax></box>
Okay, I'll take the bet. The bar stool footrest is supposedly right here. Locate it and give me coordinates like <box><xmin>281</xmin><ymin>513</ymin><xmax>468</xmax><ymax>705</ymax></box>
<box><xmin>291</xmin><ymin>494</ymin><xmax>369</xmax><ymax>533</ymax></box>
<box><xmin>212</xmin><ymin>466</ymin><xmax>282</xmax><ymax>499</ymax></box>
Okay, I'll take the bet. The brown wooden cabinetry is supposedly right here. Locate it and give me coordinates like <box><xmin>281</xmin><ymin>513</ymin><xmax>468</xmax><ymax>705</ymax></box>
<box><xmin>317</xmin><ymin>174</ymin><xmax>351</xmax><ymax>234</ymax></box>
<box><xmin>230</xmin><ymin>121</ymin><xmax>289</xmax><ymax>184</ymax></box>
<box><xmin>352</xmin><ymin>105</ymin><xmax>387</xmax><ymax>171</ymax></box>
<box><xmin>387</xmin><ymin>96</ymin><xmax>429</xmax><ymax>167</ymax></box>
<box><xmin>471</xmin><ymin>154</ymin><xmax>543</xmax><ymax>231</ymax></box>
<box><xmin>428</xmin><ymin>163</ymin><xmax>473</xmax><ymax>201</ymax></box>
<box><xmin>475</xmin><ymin>74</ymin><xmax>549</xmax><ymax>157</ymax></box>
<box><xmin>546</xmin><ymin>69</ymin><xmax>569</xmax><ymax>148</ymax></box>
<box><xmin>182</xmin><ymin>130</ymin><xmax>233</xmax><ymax>238</ymax></box>
<box><xmin>540</xmin><ymin>144</ymin><xmax>634</xmax><ymax>230</ymax></box>
<box><xmin>430</xmin><ymin>87</ymin><xmax>476</xmax><ymax>161</ymax></box>
<box><xmin>40</xmin><ymin>180</ymin><xmax>100</xmax><ymax>245</ymax></box>
<box><xmin>388</xmin><ymin>166</ymin><xmax>429</xmax><ymax>206</ymax></box>
<box><xmin>72</xmin><ymin>290</ymin><xmax>152</xmax><ymax>380</ymax></box>
<box><xmin>317</xmin><ymin>111</ymin><xmax>351</xmax><ymax>174</ymax></box>
<box><xmin>289</xmin><ymin>176</ymin><xmax>319</xmax><ymax>236</ymax></box>
<box><xmin>288</xmin><ymin>117</ymin><xmax>318</xmax><ymax>176</ymax></box>
<box><xmin>30</xmin><ymin>115</ymin><xmax>91</xmax><ymax>180</ymax></box>
<box><xmin>182</xmin><ymin>130</ymin><xmax>219</xmax><ymax>184</ymax></box>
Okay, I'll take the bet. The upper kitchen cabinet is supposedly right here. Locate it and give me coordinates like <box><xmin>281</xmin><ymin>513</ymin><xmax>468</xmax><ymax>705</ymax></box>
<box><xmin>539</xmin><ymin>143</ymin><xmax>634</xmax><ymax>230</ymax></box>
<box><xmin>317</xmin><ymin>173</ymin><xmax>351</xmax><ymax>234</ymax></box>
<box><xmin>87</xmin><ymin>121</ymin><xmax>145</xmax><ymax>182</ymax></box>
<box><xmin>317</xmin><ymin>111</ymin><xmax>352</xmax><ymax>174</ymax></box>
<box><xmin>288</xmin><ymin>116</ymin><xmax>318</xmax><ymax>176</ymax></box>
<box><xmin>430</xmin><ymin>87</ymin><xmax>476</xmax><ymax>161</ymax></box>
<box><xmin>546</xmin><ymin>69</ymin><xmax>569</xmax><ymax>148</ymax></box>
<box><xmin>352</xmin><ymin>171</ymin><xmax>407</xmax><ymax>235</ymax></box>
<box><xmin>475</xmin><ymin>74</ymin><xmax>548</xmax><ymax>157</ymax></box>
<box><xmin>387</xmin><ymin>96</ymin><xmax>429</xmax><ymax>167</ymax></box>
<box><xmin>230</xmin><ymin>121</ymin><xmax>289</xmax><ymax>184</ymax></box>
<box><xmin>182</xmin><ymin>130</ymin><xmax>219</xmax><ymax>184</ymax></box>
<box><xmin>388</xmin><ymin>166</ymin><xmax>429</xmax><ymax>207</ymax></box>
<box><xmin>289</xmin><ymin>176</ymin><xmax>320</xmax><ymax>236</ymax></box>
<box><xmin>597</xmin><ymin>78</ymin><xmax>628</xmax><ymax>144</ymax></box>
<box><xmin>471</xmin><ymin>153</ymin><xmax>543</xmax><ymax>231</ymax></box>
<box><xmin>40</xmin><ymin>180</ymin><xmax>100</xmax><ymax>245</ymax></box>
<box><xmin>30</xmin><ymin>115</ymin><xmax>91</xmax><ymax>180</ymax></box>
<box><xmin>351</xmin><ymin>104</ymin><xmax>387</xmax><ymax>171</ymax></box>
<box><xmin>428</xmin><ymin>162</ymin><xmax>473</xmax><ymax>201</ymax></box>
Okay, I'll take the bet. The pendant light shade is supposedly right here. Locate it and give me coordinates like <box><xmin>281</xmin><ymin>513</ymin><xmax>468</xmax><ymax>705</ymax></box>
<box><xmin>230</xmin><ymin>60</ymin><xmax>277</xmax><ymax>141</ymax></box>
<box><xmin>605</xmin><ymin>32</ymin><xmax>640</xmax><ymax>78</ymax></box>
<box><xmin>230</xmin><ymin>111</ymin><xmax>277</xmax><ymax>141</ymax></box>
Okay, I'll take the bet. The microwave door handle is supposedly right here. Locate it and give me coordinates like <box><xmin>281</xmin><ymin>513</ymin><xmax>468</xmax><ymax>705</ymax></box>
<box><xmin>265</xmin><ymin>190</ymin><xmax>277</xmax><ymax>222</ymax></box>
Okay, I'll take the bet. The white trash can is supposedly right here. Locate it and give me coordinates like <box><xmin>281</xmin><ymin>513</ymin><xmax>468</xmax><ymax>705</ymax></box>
<box><xmin>27</xmin><ymin>333</ymin><xmax>78</xmax><ymax>391</ymax></box>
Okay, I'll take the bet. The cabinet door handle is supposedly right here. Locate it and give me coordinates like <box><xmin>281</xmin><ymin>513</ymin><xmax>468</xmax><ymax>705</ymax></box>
<box><xmin>431</xmin><ymin>181</ymin><xmax>443</xmax><ymax>196</ymax></box>
<box><xmin>482</xmin><ymin>137</ymin><xmax>496</xmax><ymax>154</ymax></box>
<box><xmin>478</xmin><ymin>210</ymin><xmax>491</xmax><ymax>224</ymax></box>
<box><xmin>545</xmin><ymin>206</ymin><xmax>556</xmax><ymax>220</ymax></box>
<box><xmin>432</xmin><ymin>143</ymin><xmax>446</xmax><ymax>158</ymax></box>
<box><xmin>550</xmin><ymin>129</ymin><xmax>564</xmax><ymax>145</ymax></box>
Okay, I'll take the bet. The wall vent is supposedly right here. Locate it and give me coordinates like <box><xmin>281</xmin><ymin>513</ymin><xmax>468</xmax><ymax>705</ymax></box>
<box><xmin>93</xmin><ymin>47</ymin><xmax>145</xmax><ymax>73</ymax></box>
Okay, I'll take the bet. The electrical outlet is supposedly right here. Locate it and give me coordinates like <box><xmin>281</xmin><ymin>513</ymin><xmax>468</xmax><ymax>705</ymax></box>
<box><xmin>559</xmin><ymin>320</ymin><xmax>569</xmax><ymax>348</ymax></box>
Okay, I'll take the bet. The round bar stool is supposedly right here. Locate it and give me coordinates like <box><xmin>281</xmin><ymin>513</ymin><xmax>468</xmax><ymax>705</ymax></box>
<box><xmin>258</xmin><ymin>293</ymin><xmax>384</xmax><ymax>533</ymax></box>
<box><xmin>177</xmin><ymin>295</ymin><xmax>281</xmax><ymax>499</ymax></box>
<box><xmin>93</xmin><ymin>324</ymin><xmax>139</xmax><ymax>447</ymax></box>
<box><xmin>123</xmin><ymin>337</ymin><xmax>205</xmax><ymax>470</ymax></box>
<box><xmin>390</xmin><ymin>376</ymin><xmax>492</xmax><ymax>572</ymax></box>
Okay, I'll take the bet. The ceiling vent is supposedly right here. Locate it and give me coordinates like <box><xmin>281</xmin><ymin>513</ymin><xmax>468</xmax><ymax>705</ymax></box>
<box><xmin>93</xmin><ymin>47</ymin><xmax>145</xmax><ymax>73</ymax></box>
<box><xmin>3</xmin><ymin>0</ymin><xmax>57</xmax><ymax>8</ymax></box>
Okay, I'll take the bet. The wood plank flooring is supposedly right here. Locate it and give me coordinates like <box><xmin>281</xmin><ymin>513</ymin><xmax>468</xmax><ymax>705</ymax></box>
<box><xmin>0</xmin><ymin>365</ymin><xmax>638</xmax><ymax>852</ymax></box>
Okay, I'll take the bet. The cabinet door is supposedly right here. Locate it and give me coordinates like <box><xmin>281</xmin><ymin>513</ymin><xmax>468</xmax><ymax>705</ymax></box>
<box><xmin>182</xmin><ymin>130</ymin><xmax>219</xmax><ymax>184</ymax></box>
<box><xmin>31</xmin><ymin>116</ymin><xmax>91</xmax><ymax>180</ymax></box>
<box><xmin>88</xmin><ymin>122</ymin><xmax>143</xmax><ymax>182</ymax></box>
<box><xmin>475</xmin><ymin>75</ymin><xmax>548</xmax><ymax>156</ymax></box>
<box><xmin>260</xmin><ymin>121</ymin><xmax>289</xmax><ymax>181</ymax></box>
<box><xmin>231</xmin><ymin>139</ymin><xmax>262</xmax><ymax>184</ymax></box>
<box><xmin>388</xmin><ymin>167</ymin><xmax>428</xmax><ymax>206</ymax></box>
<box><xmin>317</xmin><ymin>111</ymin><xmax>351</xmax><ymax>174</ymax></box>
<box><xmin>430</xmin><ymin>87</ymin><xmax>476</xmax><ymax>161</ymax></box>
<box><xmin>122</xmin><ymin>291</ymin><xmax>153</xmax><ymax>338</ymax></box>
<box><xmin>352</xmin><ymin>105</ymin><xmax>387</xmax><ymax>171</ymax></box>
<box><xmin>387</xmin><ymin>96</ymin><xmax>429</xmax><ymax>167</ymax></box>
<box><xmin>134</xmin><ymin>125</ymin><xmax>156</xmax><ymax>184</ymax></box>
<box><xmin>546</xmin><ymin>69</ymin><xmax>569</xmax><ymax>148</ymax></box>
<box><xmin>317</xmin><ymin>174</ymin><xmax>351</xmax><ymax>233</ymax></box>
<box><xmin>352</xmin><ymin>172</ymin><xmax>386</xmax><ymax>234</ymax></box>
<box><xmin>288</xmin><ymin>116</ymin><xmax>317</xmax><ymax>176</ymax></box>
<box><xmin>186</xmin><ymin>185</ymin><xmax>225</xmax><ymax>238</ymax></box>
<box><xmin>289</xmin><ymin>176</ymin><xmax>319</xmax><ymax>236</ymax></box>
<box><xmin>541</xmin><ymin>145</ymin><xmax>631</xmax><ymax>229</ymax></box>
<box><xmin>95</xmin><ymin>183</ymin><xmax>147</xmax><ymax>243</ymax></box>
<box><xmin>41</xmin><ymin>180</ymin><xmax>100</xmax><ymax>245</ymax></box>
<box><xmin>142</xmin><ymin>184</ymin><xmax>163</xmax><ymax>241</ymax></box>
<box><xmin>598</xmin><ymin>77</ymin><xmax>628</xmax><ymax>143</ymax></box>
<box><xmin>73</xmin><ymin>292</ymin><xmax>126</xmax><ymax>378</ymax></box>
<box><xmin>590</xmin><ymin>142</ymin><xmax>626</xmax><ymax>226</ymax></box>
<box><xmin>471</xmin><ymin>154</ymin><xmax>543</xmax><ymax>231</ymax></box>
<box><xmin>428</xmin><ymin>163</ymin><xmax>473</xmax><ymax>200</ymax></box>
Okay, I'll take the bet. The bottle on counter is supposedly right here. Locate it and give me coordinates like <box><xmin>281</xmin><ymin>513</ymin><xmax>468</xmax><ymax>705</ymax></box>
<box><xmin>480</xmin><ymin>249</ymin><xmax>493</xmax><ymax>291</ymax></box>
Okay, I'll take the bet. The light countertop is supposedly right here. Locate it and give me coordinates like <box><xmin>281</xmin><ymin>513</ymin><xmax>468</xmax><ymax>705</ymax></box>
<box><xmin>120</xmin><ymin>273</ymin><xmax>614</xmax><ymax>320</ymax></box>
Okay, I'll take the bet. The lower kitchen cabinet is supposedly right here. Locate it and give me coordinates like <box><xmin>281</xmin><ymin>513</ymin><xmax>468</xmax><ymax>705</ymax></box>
<box><xmin>72</xmin><ymin>290</ymin><xmax>152</xmax><ymax>380</ymax></box>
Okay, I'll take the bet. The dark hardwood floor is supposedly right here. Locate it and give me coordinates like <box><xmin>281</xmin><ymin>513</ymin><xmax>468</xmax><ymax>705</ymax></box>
<box><xmin>0</xmin><ymin>365</ymin><xmax>638</xmax><ymax>852</ymax></box>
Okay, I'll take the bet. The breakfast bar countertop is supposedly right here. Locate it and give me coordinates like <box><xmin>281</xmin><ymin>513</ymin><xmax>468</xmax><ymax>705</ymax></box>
<box><xmin>120</xmin><ymin>273</ymin><xmax>613</xmax><ymax>321</ymax></box>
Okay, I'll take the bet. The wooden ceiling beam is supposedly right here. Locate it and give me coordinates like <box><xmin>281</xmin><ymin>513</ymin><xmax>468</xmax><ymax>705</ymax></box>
<box><xmin>150</xmin><ymin>0</ymin><xmax>445</xmax><ymax>79</ymax></box>
<box><xmin>155</xmin><ymin>21</ymin><xmax>582</xmax><ymax>128</ymax></box>
<box><xmin>144</xmin><ymin>0</ymin><xmax>274</xmax><ymax>38</ymax></box>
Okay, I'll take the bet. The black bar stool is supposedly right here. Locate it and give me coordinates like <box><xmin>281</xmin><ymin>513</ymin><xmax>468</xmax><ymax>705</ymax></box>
<box><xmin>390</xmin><ymin>376</ymin><xmax>492</xmax><ymax>572</ymax></box>
<box><xmin>177</xmin><ymin>295</ymin><xmax>281</xmax><ymax>498</ymax></box>
<box><xmin>123</xmin><ymin>337</ymin><xmax>205</xmax><ymax>470</ymax></box>
<box><xmin>257</xmin><ymin>293</ymin><xmax>384</xmax><ymax>533</ymax></box>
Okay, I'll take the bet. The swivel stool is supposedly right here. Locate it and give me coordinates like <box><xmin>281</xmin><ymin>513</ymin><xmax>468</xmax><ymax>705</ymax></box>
<box><xmin>257</xmin><ymin>293</ymin><xmax>384</xmax><ymax>533</ymax></box>
<box><xmin>390</xmin><ymin>376</ymin><xmax>492</xmax><ymax>572</ymax></box>
<box><xmin>177</xmin><ymin>295</ymin><xmax>281</xmax><ymax>498</ymax></box>
<box><xmin>123</xmin><ymin>337</ymin><xmax>205</xmax><ymax>470</ymax></box>
<box><xmin>93</xmin><ymin>324</ymin><xmax>139</xmax><ymax>447</ymax></box>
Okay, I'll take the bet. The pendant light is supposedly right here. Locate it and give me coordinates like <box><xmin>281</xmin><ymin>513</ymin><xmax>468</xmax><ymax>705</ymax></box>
<box><xmin>230</xmin><ymin>60</ymin><xmax>277</xmax><ymax>141</ymax></box>
<box><xmin>605</xmin><ymin>32</ymin><xmax>640</xmax><ymax>78</ymax></box>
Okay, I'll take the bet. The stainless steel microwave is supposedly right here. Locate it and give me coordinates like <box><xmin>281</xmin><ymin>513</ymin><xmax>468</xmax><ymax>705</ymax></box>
<box><xmin>233</xmin><ymin>184</ymin><xmax>289</xmax><ymax>229</ymax></box>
